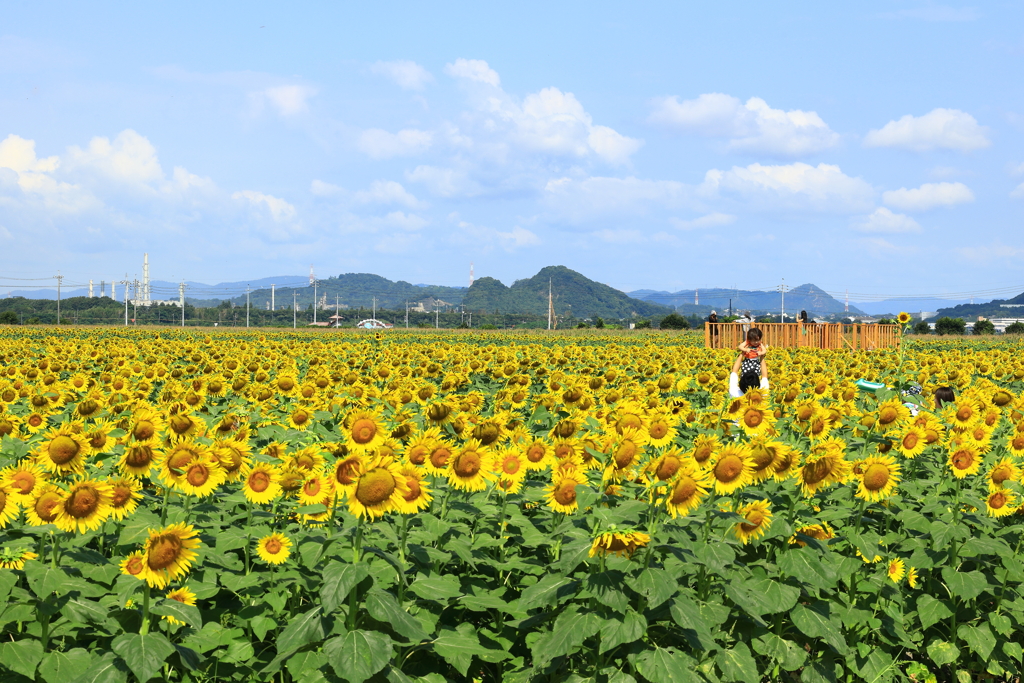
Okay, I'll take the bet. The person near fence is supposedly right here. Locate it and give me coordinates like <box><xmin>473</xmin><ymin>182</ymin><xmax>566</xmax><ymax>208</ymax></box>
<box><xmin>708</xmin><ymin>310</ymin><xmax>719</xmax><ymax>348</ymax></box>
<box><xmin>729</xmin><ymin>328</ymin><xmax>769</xmax><ymax>396</ymax></box>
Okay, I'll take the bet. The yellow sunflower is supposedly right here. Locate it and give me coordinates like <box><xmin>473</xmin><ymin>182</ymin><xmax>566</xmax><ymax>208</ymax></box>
<box><xmin>0</xmin><ymin>548</ymin><xmax>39</xmax><ymax>570</ymax></box>
<box><xmin>987</xmin><ymin>458</ymin><xmax>1019</xmax><ymax>491</ymax></box>
<box><xmin>25</xmin><ymin>483</ymin><xmax>64</xmax><ymax>527</ymax></box>
<box><xmin>142</xmin><ymin>523</ymin><xmax>201</xmax><ymax>588</ymax></box>
<box><xmin>52</xmin><ymin>478</ymin><xmax>113</xmax><ymax>533</ymax></box>
<box><xmin>985</xmin><ymin>489</ymin><xmax>1017</xmax><ymax>517</ymax></box>
<box><xmin>107</xmin><ymin>477</ymin><xmax>143</xmax><ymax>520</ymax></box>
<box><xmin>36</xmin><ymin>426</ymin><xmax>90</xmax><ymax>475</ymax></box>
<box><xmin>255</xmin><ymin>533</ymin><xmax>292</xmax><ymax>565</ymax></box>
<box><xmin>174</xmin><ymin>456</ymin><xmax>227</xmax><ymax>498</ymax></box>
<box><xmin>494</xmin><ymin>449</ymin><xmax>527</xmax><ymax>483</ymax></box>
<box><xmin>344</xmin><ymin>409</ymin><xmax>387</xmax><ymax>452</ymax></box>
<box><xmin>1</xmin><ymin>462</ymin><xmax>46</xmax><ymax>505</ymax></box>
<box><xmin>347</xmin><ymin>456</ymin><xmax>409</xmax><ymax>520</ymax></box>
<box><xmin>297</xmin><ymin>472</ymin><xmax>335</xmax><ymax>507</ymax></box>
<box><xmin>287</xmin><ymin>407</ymin><xmax>315</xmax><ymax>431</ymax></box>
<box><xmin>664</xmin><ymin>462</ymin><xmax>711</xmax><ymax>518</ymax></box>
<box><xmin>242</xmin><ymin>463</ymin><xmax>281</xmax><ymax>504</ymax></box>
<box><xmin>447</xmin><ymin>441</ymin><xmax>494</xmax><ymax>492</ymax></box>
<box><xmin>789</xmin><ymin>523</ymin><xmax>834</xmax><ymax>547</ymax></box>
<box><xmin>855</xmin><ymin>455</ymin><xmax>901</xmax><ymax>503</ymax></box>
<box><xmin>545</xmin><ymin>470</ymin><xmax>588</xmax><ymax>514</ymax></box>
<box><xmin>907</xmin><ymin>567</ymin><xmax>919</xmax><ymax>589</ymax></box>
<box><xmin>120</xmin><ymin>443</ymin><xmax>160</xmax><ymax>477</ymax></box>
<box><xmin>0</xmin><ymin>485</ymin><xmax>17</xmax><ymax>528</ymax></box>
<box><xmin>710</xmin><ymin>444</ymin><xmax>753</xmax><ymax>495</ymax></box>
<box><xmin>687</xmin><ymin>434</ymin><xmax>720</xmax><ymax>468</ymax></box>
<box><xmin>163</xmin><ymin>586</ymin><xmax>198</xmax><ymax>626</ymax></box>
<box><xmin>396</xmin><ymin>464</ymin><xmax>432</xmax><ymax>513</ymax></box>
<box><xmin>897</xmin><ymin>312</ymin><xmax>912</xmax><ymax>325</ymax></box>
<box><xmin>523</xmin><ymin>439</ymin><xmax>553</xmax><ymax>471</ymax></box>
<box><xmin>887</xmin><ymin>558</ymin><xmax>906</xmax><ymax>584</ymax></box>
<box><xmin>734</xmin><ymin>499</ymin><xmax>773</xmax><ymax>545</ymax></box>
<box><xmin>893</xmin><ymin>426</ymin><xmax>928</xmax><ymax>459</ymax></box>
<box><xmin>589</xmin><ymin>530</ymin><xmax>651</xmax><ymax>558</ymax></box>
<box><xmin>948</xmin><ymin>444</ymin><xmax>982</xmax><ymax>479</ymax></box>
<box><xmin>332</xmin><ymin>453</ymin><xmax>366</xmax><ymax>498</ymax></box>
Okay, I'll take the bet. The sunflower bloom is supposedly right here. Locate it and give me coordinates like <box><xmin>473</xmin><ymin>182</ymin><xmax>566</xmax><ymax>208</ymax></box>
<box><xmin>985</xmin><ymin>490</ymin><xmax>1017</xmax><ymax>517</ymax></box>
<box><xmin>396</xmin><ymin>464</ymin><xmax>432</xmax><ymax>513</ymax></box>
<box><xmin>710</xmin><ymin>445</ymin><xmax>753</xmax><ymax>495</ymax></box>
<box><xmin>447</xmin><ymin>441</ymin><xmax>494</xmax><ymax>492</ymax></box>
<box><xmin>142</xmin><ymin>523</ymin><xmax>201</xmax><ymax>588</ymax></box>
<box><xmin>52</xmin><ymin>478</ymin><xmax>114</xmax><ymax>534</ymax></box>
<box><xmin>664</xmin><ymin>463</ymin><xmax>711</xmax><ymax>518</ymax></box>
<box><xmin>545</xmin><ymin>470</ymin><xmax>588</xmax><ymax>514</ymax></box>
<box><xmin>0</xmin><ymin>548</ymin><xmax>39</xmax><ymax>570</ymax></box>
<box><xmin>163</xmin><ymin>587</ymin><xmax>197</xmax><ymax>626</ymax></box>
<box><xmin>887</xmin><ymin>558</ymin><xmax>906</xmax><ymax>584</ymax></box>
<box><xmin>855</xmin><ymin>456</ymin><xmax>901</xmax><ymax>503</ymax></box>
<box><xmin>255</xmin><ymin>533</ymin><xmax>292</xmax><ymax>565</ymax></box>
<box><xmin>734</xmin><ymin>499</ymin><xmax>773</xmax><ymax>544</ymax></box>
<box><xmin>348</xmin><ymin>457</ymin><xmax>409</xmax><ymax>520</ymax></box>
<box><xmin>25</xmin><ymin>484</ymin><xmax>64</xmax><ymax>527</ymax></box>
<box><xmin>242</xmin><ymin>463</ymin><xmax>281</xmax><ymax>504</ymax></box>
<box><xmin>107</xmin><ymin>477</ymin><xmax>143</xmax><ymax>520</ymax></box>
<box><xmin>948</xmin><ymin>444</ymin><xmax>982</xmax><ymax>479</ymax></box>
<box><xmin>36</xmin><ymin>426</ymin><xmax>90</xmax><ymax>475</ymax></box>
<box><xmin>589</xmin><ymin>530</ymin><xmax>651</xmax><ymax>558</ymax></box>
<box><xmin>174</xmin><ymin>456</ymin><xmax>227</xmax><ymax>498</ymax></box>
<box><xmin>0</xmin><ymin>486</ymin><xmax>18</xmax><ymax>528</ymax></box>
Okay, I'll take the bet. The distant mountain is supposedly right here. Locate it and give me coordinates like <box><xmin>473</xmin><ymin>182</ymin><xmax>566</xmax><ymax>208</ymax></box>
<box><xmin>4</xmin><ymin>276</ymin><xmax>307</xmax><ymax>302</ymax></box>
<box><xmin>464</xmin><ymin>266</ymin><xmax>671</xmax><ymax>319</ymax></box>
<box><xmin>630</xmin><ymin>284</ymin><xmax>862</xmax><ymax>316</ymax></box>
<box><xmin>228</xmin><ymin>273</ymin><xmax>467</xmax><ymax>312</ymax></box>
<box><xmin>854</xmin><ymin>298</ymin><xmax>977</xmax><ymax>317</ymax></box>
<box><xmin>931</xmin><ymin>291</ymin><xmax>1024</xmax><ymax>321</ymax></box>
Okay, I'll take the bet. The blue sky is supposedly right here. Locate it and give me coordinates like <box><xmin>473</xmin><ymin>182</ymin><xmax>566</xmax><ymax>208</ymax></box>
<box><xmin>2</xmin><ymin>2</ymin><xmax>1023</xmax><ymax>303</ymax></box>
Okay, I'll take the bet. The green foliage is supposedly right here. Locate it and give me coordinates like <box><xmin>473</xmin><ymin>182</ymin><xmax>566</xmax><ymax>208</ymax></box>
<box><xmin>973</xmin><ymin>319</ymin><xmax>995</xmax><ymax>335</ymax></box>
<box><xmin>913</xmin><ymin>321</ymin><xmax>931</xmax><ymax>335</ymax></box>
<box><xmin>0</xmin><ymin>311</ymin><xmax>19</xmax><ymax>324</ymax></box>
<box><xmin>594</xmin><ymin>317</ymin><xmax>605</xmax><ymax>329</ymax></box>
<box><xmin>934</xmin><ymin>316</ymin><xmax>966</xmax><ymax>335</ymax></box>
<box><xmin>634</xmin><ymin>319</ymin><xmax>651</xmax><ymax>329</ymax></box>
<box><xmin>1006</xmin><ymin>321</ymin><xmax>1024</xmax><ymax>335</ymax></box>
<box><xmin>659</xmin><ymin>313</ymin><xmax>690</xmax><ymax>330</ymax></box>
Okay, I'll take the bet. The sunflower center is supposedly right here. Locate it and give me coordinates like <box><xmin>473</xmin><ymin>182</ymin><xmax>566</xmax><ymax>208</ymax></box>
<box><xmin>124</xmin><ymin>555</ymin><xmax>145</xmax><ymax>576</ymax></box>
<box><xmin>335</xmin><ymin>459</ymin><xmax>362</xmax><ymax>486</ymax></box>
<box><xmin>186</xmin><ymin>463</ymin><xmax>210</xmax><ymax>487</ymax></box>
<box><xmin>278</xmin><ymin>378</ymin><xmax>295</xmax><ymax>391</ymax></box>
<box><xmin>168</xmin><ymin>448</ymin><xmax>198</xmax><ymax>472</ymax></box>
<box><xmin>112</xmin><ymin>485</ymin><xmax>131</xmax><ymax>508</ymax></box>
<box><xmin>714</xmin><ymin>455</ymin><xmax>743</xmax><ymax>483</ymax></box>
<box><xmin>740</xmin><ymin>510</ymin><xmax>765</xmax><ymax>533</ymax></box>
<box><xmin>78</xmin><ymin>400</ymin><xmax>99</xmax><ymax>416</ymax></box>
<box><xmin>48</xmin><ymin>436</ymin><xmax>80</xmax><ymax>465</ymax></box>
<box><xmin>554</xmin><ymin>480</ymin><xmax>577</xmax><ymax>506</ymax></box>
<box><xmin>11</xmin><ymin>471</ymin><xmax>35</xmax><ymax>494</ymax></box>
<box><xmin>248</xmin><ymin>471</ymin><xmax>271</xmax><ymax>493</ymax></box>
<box><xmin>292</xmin><ymin>410</ymin><xmax>309</xmax><ymax>426</ymax></box>
<box><xmin>264</xmin><ymin>538</ymin><xmax>283</xmax><ymax>554</ymax></box>
<box><xmin>526</xmin><ymin>444</ymin><xmax>546</xmax><ymax>463</ymax></box>
<box><xmin>35</xmin><ymin>491</ymin><xmax>61</xmax><ymax>522</ymax></box>
<box><xmin>614</xmin><ymin>441</ymin><xmax>638</xmax><ymax>469</ymax></box>
<box><xmin>126</xmin><ymin>445</ymin><xmax>155</xmax><ymax>469</ymax></box>
<box><xmin>407</xmin><ymin>445</ymin><xmax>428</xmax><ymax>465</ymax></box>
<box><xmin>956</xmin><ymin>406</ymin><xmax>973</xmax><ymax>422</ymax></box>
<box><xmin>502</xmin><ymin>457</ymin><xmax>521</xmax><ymax>476</ymax></box>
<box><xmin>693</xmin><ymin>444</ymin><xmax>713</xmax><ymax>464</ymax></box>
<box><xmin>148</xmin><ymin>535</ymin><xmax>184</xmax><ymax>571</ymax></box>
<box><xmin>403</xmin><ymin>477</ymin><xmax>422</xmax><ymax>502</ymax></box>
<box><xmin>902</xmin><ymin>433</ymin><xmax>919</xmax><ymax>450</ymax></box>
<box><xmin>878</xmin><ymin>407</ymin><xmax>898</xmax><ymax>425</ymax></box>
<box><xmin>863</xmin><ymin>463</ymin><xmax>890</xmax><ymax>491</ymax></box>
<box><xmin>304</xmin><ymin>478</ymin><xmax>322</xmax><ymax>496</ymax></box>
<box><xmin>743</xmin><ymin>410</ymin><xmax>763</xmax><ymax>428</ymax></box>
<box><xmin>951</xmin><ymin>449</ymin><xmax>975</xmax><ymax>471</ymax></box>
<box><xmin>355</xmin><ymin>469</ymin><xmax>397</xmax><ymax>506</ymax></box>
<box><xmin>802</xmin><ymin>460</ymin><xmax>831</xmax><ymax>486</ymax></box>
<box><xmin>427</xmin><ymin>404</ymin><xmax>451</xmax><ymax>422</ymax></box>
<box><xmin>990</xmin><ymin>492</ymin><xmax>1008</xmax><ymax>509</ymax></box>
<box><xmin>670</xmin><ymin>476</ymin><xmax>697</xmax><ymax>504</ymax></box>
<box><xmin>649</xmin><ymin>421</ymin><xmax>669</xmax><ymax>439</ymax></box>
<box><xmin>618</xmin><ymin>414</ymin><xmax>644</xmax><ymax>431</ymax></box>
<box><xmin>169</xmin><ymin>415</ymin><xmax>193</xmax><ymax>435</ymax></box>
<box><xmin>351</xmin><ymin>418</ymin><xmax>377</xmax><ymax>445</ymax></box>
<box><xmin>133</xmin><ymin>420</ymin><xmax>156</xmax><ymax>441</ymax></box>
<box><xmin>992</xmin><ymin>465</ymin><xmax>1013</xmax><ymax>485</ymax></box>
<box><xmin>429</xmin><ymin>447</ymin><xmax>451</xmax><ymax>469</ymax></box>
<box><xmin>67</xmin><ymin>487</ymin><xmax>100</xmax><ymax>518</ymax></box>
<box><xmin>655</xmin><ymin>456</ymin><xmax>681</xmax><ymax>481</ymax></box>
<box><xmin>454</xmin><ymin>451</ymin><xmax>482</xmax><ymax>478</ymax></box>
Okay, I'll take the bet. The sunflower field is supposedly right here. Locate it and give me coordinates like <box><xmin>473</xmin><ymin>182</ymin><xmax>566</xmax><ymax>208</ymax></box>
<box><xmin>1</xmin><ymin>327</ymin><xmax>1024</xmax><ymax>683</ymax></box>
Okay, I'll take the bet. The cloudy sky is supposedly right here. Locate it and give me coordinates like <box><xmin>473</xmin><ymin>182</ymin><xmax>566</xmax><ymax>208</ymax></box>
<box><xmin>2</xmin><ymin>2</ymin><xmax>1023</xmax><ymax>301</ymax></box>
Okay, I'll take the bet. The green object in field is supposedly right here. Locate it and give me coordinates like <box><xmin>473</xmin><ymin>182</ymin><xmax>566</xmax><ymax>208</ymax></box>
<box><xmin>855</xmin><ymin>378</ymin><xmax>886</xmax><ymax>393</ymax></box>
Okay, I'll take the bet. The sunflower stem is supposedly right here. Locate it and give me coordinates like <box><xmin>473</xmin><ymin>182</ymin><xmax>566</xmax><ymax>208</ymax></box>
<box><xmin>159</xmin><ymin>486</ymin><xmax>171</xmax><ymax>526</ymax></box>
<box><xmin>139</xmin><ymin>583</ymin><xmax>151</xmax><ymax>635</ymax></box>
<box><xmin>50</xmin><ymin>532</ymin><xmax>59</xmax><ymax>569</ymax></box>
<box><xmin>244</xmin><ymin>499</ymin><xmax>253</xmax><ymax>575</ymax></box>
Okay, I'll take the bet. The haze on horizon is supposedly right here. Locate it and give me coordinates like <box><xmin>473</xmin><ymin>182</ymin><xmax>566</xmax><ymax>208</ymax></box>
<box><xmin>1</xmin><ymin>2</ymin><xmax>1022</xmax><ymax>303</ymax></box>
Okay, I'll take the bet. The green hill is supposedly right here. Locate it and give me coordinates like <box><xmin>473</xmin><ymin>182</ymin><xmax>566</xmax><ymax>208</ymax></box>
<box><xmin>932</xmin><ymin>290</ymin><xmax>1024</xmax><ymax>321</ymax></box>
<box><xmin>464</xmin><ymin>265</ymin><xmax>672</xmax><ymax>320</ymax></box>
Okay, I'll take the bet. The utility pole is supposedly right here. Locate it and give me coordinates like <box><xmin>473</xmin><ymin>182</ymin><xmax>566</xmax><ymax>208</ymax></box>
<box><xmin>435</xmin><ymin>300</ymin><xmax>439</xmax><ymax>329</ymax></box>
<box><xmin>293</xmin><ymin>291</ymin><xmax>297</xmax><ymax>329</ymax></box>
<box><xmin>55</xmin><ymin>272</ymin><xmax>63</xmax><ymax>324</ymax></box>
<box><xmin>271</xmin><ymin>284</ymin><xmax>275</xmax><ymax>313</ymax></box>
<box><xmin>123</xmin><ymin>276</ymin><xmax>129</xmax><ymax>326</ymax></box>
<box><xmin>246</xmin><ymin>286</ymin><xmax>250</xmax><ymax>328</ymax></box>
<box><xmin>372</xmin><ymin>296</ymin><xmax>376</xmax><ymax>320</ymax></box>
<box><xmin>777</xmin><ymin>279</ymin><xmax>789</xmax><ymax>322</ymax></box>
<box><xmin>179</xmin><ymin>281</ymin><xmax>186</xmax><ymax>327</ymax></box>
<box><xmin>547</xmin><ymin>279</ymin><xmax>553</xmax><ymax>330</ymax></box>
<box><xmin>405</xmin><ymin>301</ymin><xmax>409</xmax><ymax>328</ymax></box>
<box><xmin>335</xmin><ymin>294</ymin><xmax>339</xmax><ymax>328</ymax></box>
<box><xmin>312</xmin><ymin>279</ymin><xmax>318</xmax><ymax>324</ymax></box>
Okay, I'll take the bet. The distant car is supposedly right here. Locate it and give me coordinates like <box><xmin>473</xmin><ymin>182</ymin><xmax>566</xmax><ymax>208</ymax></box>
<box><xmin>356</xmin><ymin>319</ymin><xmax>394</xmax><ymax>330</ymax></box>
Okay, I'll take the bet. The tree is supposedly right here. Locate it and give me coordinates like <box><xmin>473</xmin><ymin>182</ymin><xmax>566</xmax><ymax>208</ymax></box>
<box><xmin>0</xmin><ymin>311</ymin><xmax>18</xmax><ymax>324</ymax></box>
<box><xmin>756</xmin><ymin>316</ymin><xmax>774</xmax><ymax>324</ymax></box>
<box><xmin>635</xmin><ymin>319</ymin><xmax>651</xmax><ymax>329</ymax></box>
<box><xmin>913</xmin><ymin>321</ymin><xmax>931</xmax><ymax>335</ymax></box>
<box><xmin>594</xmin><ymin>317</ymin><xmax>605</xmax><ymax>329</ymax></box>
<box><xmin>934</xmin><ymin>317</ymin><xmax>966</xmax><ymax>336</ymax></box>
<box><xmin>576</xmin><ymin>322</ymin><xmax>588</xmax><ymax>329</ymax></box>
<box><xmin>973</xmin><ymin>319</ymin><xmax>995</xmax><ymax>335</ymax></box>
<box><xmin>1005</xmin><ymin>321</ymin><xmax>1024</xmax><ymax>335</ymax></box>
<box><xmin>659</xmin><ymin>313</ymin><xmax>690</xmax><ymax>330</ymax></box>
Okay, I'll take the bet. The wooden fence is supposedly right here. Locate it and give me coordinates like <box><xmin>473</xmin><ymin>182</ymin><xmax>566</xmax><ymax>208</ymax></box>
<box><xmin>704</xmin><ymin>322</ymin><xmax>902</xmax><ymax>350</ymax></box>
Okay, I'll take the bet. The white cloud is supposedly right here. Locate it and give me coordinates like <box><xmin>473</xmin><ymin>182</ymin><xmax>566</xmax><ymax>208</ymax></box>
<box><xmin>405</xmin><ymin>165</ymin><xmax>477</xmax><ymax>197</ymax></box>
<box><xmin>1011</xmin><ymin>182</ymin><xmax>1024</xmax><ymax>199</ymax></box>
<box><xmin>370</xmin><ymin>60</ymin><xmax>434</xmax><ymax>90</ymax></box>
<box><xmin>670</xmin><ymin>212</ymin><xmax>737</xmax><ymax>230</ymax></box>
<box><xmin>648</xmin><ymin>93</ymin><xmax>840</xmax><ymax>156</ymax></box>
<box><xmin>957</xmin><ymin>242</ymin><xmax>1024</xmax><ymax>262</ymax></box>
<box><xmin>232</xmin><ymin>190</ymin><xmax>297</xmax><ymax>223</ymax></box>
<box><xmin>444</xmin><ymin>59</ymin><xmax>642</xmax><ymax>166</ymax></box>
<box><xmin>0</xmin><ymin>134</ymin><xmax>99</xmax><ymax>212</ymax></box>
<box><xmin>310</xmin><ymin>180</ymin><xmax>342</xmax><ymax>196</ymax></box>
<box><xmin>444</xmin><ymin>58</ymin><xmax>501</xmax><ymax>87</ymax></box>
<box><xmin>380</xmin><ymin>211</ymin><xmax>428</xmax><ymax>231</ymax></box>
<box><xmin>66</xmin><ymin>129</ymin><xmax>164</xmax><ymax>185</ymax></box>
<box><xmin>882</xmin><ymin>182</ymin><xmax>974</xmax><ymax>211</ymax></box>
<box><xmin>853</xmin><ymin>208</ymin><xmax>922</xmax><ymax>234</ymax></box>
<box><xmin>543</xmin><ymin>176</ymin><xmax>690</xmax><ymax>222</ymax></box>
<box><xmin>0</xmin><ymin>134</ymin><xmax>59</xmax><ymax>173</ymax></box>
<box><xmin>862</xmin><ymin>237</ymin><xmax>916</xmax><ymax>258</ymax></box>
<box><xmin>700</xmin><ymin>162</ymin><xmax>875</xmax><ymax>213</ymax></box>
<box><xmin>249</xmin><ymin>85</ymin><xmax>317</xmax><ymax>117</ymax></box>
<box><xmin>864</xmin><ymin>108</ymin><xmax>989</xmax><ymax>152</ymax></box>
<box><xmin>356</xmin><ymin>128</ymin><xmax>433</xmax><ymax>159</ymax></box>
<box><xmin>352</xmin><ymin>180</ymin><xmax>424</xmax><ymax>208</ymax></box>
<box><xmin>451</xmin><ymin>219</ymin><xmax>540</xmax><ymax>252</ymax></box>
